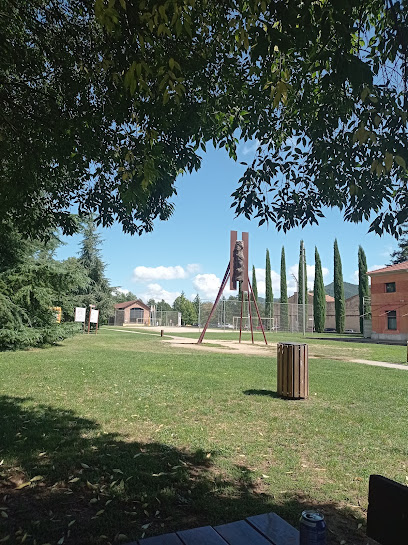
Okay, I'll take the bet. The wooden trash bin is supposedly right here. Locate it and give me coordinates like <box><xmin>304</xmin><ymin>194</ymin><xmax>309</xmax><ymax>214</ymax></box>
<box><xmin>277</xmin><ymin>342</ymin><xmax>309</xmax><ymax>399</ymax></box>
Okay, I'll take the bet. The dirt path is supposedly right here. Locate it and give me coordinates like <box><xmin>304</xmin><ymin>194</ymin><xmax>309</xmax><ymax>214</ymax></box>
<box><xmin>165</xmin><ymin>335</ymin><xmax>408</xmax><ymax>370</ymax></box>
<box><xmin>108</xmin><ymin>328</ymin><xmax>408</xmax><ymax>370</ymax></box>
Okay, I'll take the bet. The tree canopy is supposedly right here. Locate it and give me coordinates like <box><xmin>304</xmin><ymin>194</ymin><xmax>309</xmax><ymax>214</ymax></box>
<box><xmin>2</xmin><ymin>0</ymin><xmax>408</xmax><ymax>238</ymax></box>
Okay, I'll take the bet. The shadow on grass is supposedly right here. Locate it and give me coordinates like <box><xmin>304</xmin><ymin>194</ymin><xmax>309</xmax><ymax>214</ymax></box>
<box><xmin>0</xmin><ymin>395</ymin><xmax>373</xmax><ymax>545</ymax></box>
<box><xmin>243</xmin><ymin>389</ymin><xmax>280</xmax><ymax>399</ymax></box>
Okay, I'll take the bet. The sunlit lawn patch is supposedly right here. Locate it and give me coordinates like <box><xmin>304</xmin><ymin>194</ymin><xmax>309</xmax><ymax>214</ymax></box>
<box><xmin>0</xmin><ymin>328</ymin><xmax>407</xmax><ymax>545</ymax></box>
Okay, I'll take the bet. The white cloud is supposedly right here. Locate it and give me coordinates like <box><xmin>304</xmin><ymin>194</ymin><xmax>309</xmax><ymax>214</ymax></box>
<box><xmin>186</xmin><ymin>263</ymin><xmax>200</xmax><ymax>274</ymax></box>
<box><xmin>132</xmin><ymin>264</ymin><xmax>200</xmax><ymax>282</ymax></box>
<box><xmin>112</xmin><ymin>287</ymin><xmax>130</xmax><ymax>295</ymax></box>
<box><xmin>140</xmin><ymin>283</ymin><xmax>180</xmax><ymax>305</ymax></box>
<box><xmin>192</xmin><ymin>273</ymin><xmax>235</xmax><ymax>301</ymax></box>
<box><xmin>352</xmin><ymin>264</ymin><xmax>384</xmax><ymax>284</ymax></box>
<box><xmin>193</xmin><ymin>274</ymin><xmax>222</xmax><ymax>300</ymax></box>
<box><xmin>239</xmin><ymin>138</ymin><xmax>260</xmax><ymax>157</ymax></box>
<box><xmin>254</xmin><ymin>268</ymin><xmax>280</xmax><ymax>297</ymax></box>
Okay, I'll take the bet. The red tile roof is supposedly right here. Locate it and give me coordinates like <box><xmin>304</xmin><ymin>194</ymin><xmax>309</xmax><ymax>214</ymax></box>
<box><xmin>367</xmin><ymin>261</ymin><xmax>408</xmax><ymax>275</ymax></box>
<box><xmin>114</xmin><ymin>300</ymin><xmax>150</xmax><ymax>311</ymax></box>
<box><xmin>308</xmin><ymin>292</ymin><xmax>335</xmax><ymax>302</ymax></box>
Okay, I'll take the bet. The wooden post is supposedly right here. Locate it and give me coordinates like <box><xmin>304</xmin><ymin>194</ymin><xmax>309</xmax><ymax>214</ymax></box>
<box><xmin>87</xmin><ymin>306</ymin><xmax>92</xmax><ymax>334</ymax></box>
<box><xmin>161</xmin><ymin>329</ymin><xmax>164</xmax><ymax>337</ymax></box>
<box><xmin>239</xmin><ymin>288</ymin><xmax>244</xmax><ymax>344</ymax></box>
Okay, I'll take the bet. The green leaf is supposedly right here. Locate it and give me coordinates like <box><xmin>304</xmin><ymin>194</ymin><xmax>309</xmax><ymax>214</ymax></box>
<box><xmin>395</xmin><ymin>155</ymin><xmax>406</xmax><ymax>169</ymax></box>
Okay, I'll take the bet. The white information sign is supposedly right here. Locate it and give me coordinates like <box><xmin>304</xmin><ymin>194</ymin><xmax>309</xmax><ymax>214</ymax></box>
<box><xmin>75</xmin><ymin>307</ymin><xmax>86</xmax><ymax>322</ymax></box>
<box><xmin>90</xmin><ymin>309</ymin><xmax>99</xmax><ymax>324</ymax></box>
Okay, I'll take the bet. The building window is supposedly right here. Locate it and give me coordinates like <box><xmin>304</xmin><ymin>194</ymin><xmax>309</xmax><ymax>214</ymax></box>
<box><xmin>385</xmin><ymin>282</ymin><xmax>396</xmax><ymax>293</ymax></box>
<box><xmin>387</xmin><ymin>310</ymin><xmax>397</xmax><ymax>330</ymax></box>
<box><xmin>130</xmin><ymin>308</ymin><xmax>144</xmax><ymax>323</ymax></box>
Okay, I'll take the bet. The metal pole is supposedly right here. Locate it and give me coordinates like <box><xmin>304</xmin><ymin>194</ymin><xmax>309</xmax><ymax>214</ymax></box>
<box><xmin>198</xmin><ymin>264</ymin><xmax>230</xmax><ymax>344</ymax></box>
<box><xmin>249</xmin><ymin>279</ymin><xmax>267</xmax><ymax>345</ymax></box>
<box><xmin>248</xmin><ymin>290</ymin><xmax>254</xmax><ymax>344</ymax></box>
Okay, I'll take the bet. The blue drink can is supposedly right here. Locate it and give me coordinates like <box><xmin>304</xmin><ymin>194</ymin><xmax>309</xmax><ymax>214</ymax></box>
<box><xmin>299</xmin><ymin>510</ymin><xmax>326</xmax><ymax>545</ymax></box>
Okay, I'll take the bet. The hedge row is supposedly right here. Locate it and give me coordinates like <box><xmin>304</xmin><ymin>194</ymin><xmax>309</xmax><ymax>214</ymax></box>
<box><xmin>0</xmin><ymin>322</ymin><xmax>82</xmax><ymax>351</ymax></box>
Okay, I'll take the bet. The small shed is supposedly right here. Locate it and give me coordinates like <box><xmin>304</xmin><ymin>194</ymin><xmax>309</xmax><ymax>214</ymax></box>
<box><xmin>113</xmin><ymin>300</ymin><xmax>151</xmax><ymax>326</ymax></box>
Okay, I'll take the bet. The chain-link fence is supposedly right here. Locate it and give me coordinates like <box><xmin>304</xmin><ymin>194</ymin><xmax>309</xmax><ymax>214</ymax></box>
<box><xmin>150</xmin><ymin>309</ymin><xmax>181</xmax><ymax>327</ymax></box>
<box><xmin>197</xmin><ymin>299</ymin><xmax>314</xmax><ymax>333</ymax></box>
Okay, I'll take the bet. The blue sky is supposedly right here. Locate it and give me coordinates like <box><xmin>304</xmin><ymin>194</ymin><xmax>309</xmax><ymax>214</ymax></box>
<box><xmin>56</xmin><ymin>143</ymin><xmax>398</xmax><ymax>304</ymax></box>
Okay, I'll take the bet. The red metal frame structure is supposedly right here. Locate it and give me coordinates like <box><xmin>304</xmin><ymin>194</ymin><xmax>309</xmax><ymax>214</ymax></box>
<box><xmin>197</xmin><ymin>232</ymin><xmax>267</xmax><ymax>345</ymax></box>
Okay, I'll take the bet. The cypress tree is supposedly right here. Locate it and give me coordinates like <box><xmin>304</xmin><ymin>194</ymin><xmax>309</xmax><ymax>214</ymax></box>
<box><xmin>280</xmin><ymin>246</ymin><xmax>289</xmax><ymax>330</ymax></box>
<box><xmin>252</xmin><ymin>265</ymin><xmax>258</xmax><ymax>302</ymax></box>
<box><xmin>265</xmin><ymin>249</ymin><xmax>273</xmax><ymax>321</ymax></box>
<box><xmin>298</xmin><ymin>240</ymin><xmax>307</xmax><ymax>330</ymax></box>
<box><xmin>358</xmin><ymin>246</ymin><xmax>369</xmax><ymax>333</ymax></box>
<box><xmin>334</xmin><ymin>239</ymin><xmax>345</xmax><ymax>333</ymax></box>
<box><xmin>313</xmin><ymin>247</ymin><xmax>326</xmax><ymax>333</ymax></box>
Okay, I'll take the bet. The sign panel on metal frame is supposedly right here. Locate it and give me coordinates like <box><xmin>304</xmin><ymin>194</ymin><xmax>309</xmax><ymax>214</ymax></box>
<box><xmin>75</xmin><ymin>307</ymin><xmax>86</xmax><ymax>322</ymax></box>
<box><xmin>90</xmin><ymin>309</ymin><xmax>99</xmax><ymax>324</ymax></box>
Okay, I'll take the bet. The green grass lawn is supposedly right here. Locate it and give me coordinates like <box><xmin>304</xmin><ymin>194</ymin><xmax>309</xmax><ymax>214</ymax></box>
<box><xmin>143</xmin><ymin>327</ymin><xmax>408</xmax><ymax>364</ymax></box>
<box><xmin>1</xmin><ymin>328</ymin><xmax>407</xmax><ymax>545</ymax></box>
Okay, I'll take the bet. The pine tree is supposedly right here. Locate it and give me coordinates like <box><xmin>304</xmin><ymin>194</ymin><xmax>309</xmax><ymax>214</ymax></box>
<box><xmin>280</xmin><ymin>247</ymin><xmax>289</xmax><ymax>330</ymax></box>
<box><xmin>390</xmin><ymin>225</ymin><xmax>408</xmax><ymax>264</ymax></box>
<box><xmin>358</xmin><ymin>246</ymin><xmax>370</xmax><ymax>333</ymax></box>
<box><xmin>193</xmin><ymin>294</ymin><xmax>201</xmax><ymax>324</ymax></box>
<box><xmin>313</xmin><ymin>247</ymin><xmax>326</xmax><ymax>333</ymax></box>
<box><xmin>78</xmin><ymin>217</ymin><xmax>113</xmax><ymax>324</ymax></box>
<box><xmin>173</xmin><ymin>292</ymin><xmax>197</xmax><ymax>325</ymax></box>
<box><xmin>334</xmin><ymin>239</ymin><xmax>345</xmax><ymax>333</ymax></box>
<box><xmin>252</xmin><ymin>266</ymin><xmax>258</xmax><ymax>302</ymax></box>
<box><xmin>265</xmin><ymin>249</ymin><xmax>273</xmax><ymax>321</ymax></box>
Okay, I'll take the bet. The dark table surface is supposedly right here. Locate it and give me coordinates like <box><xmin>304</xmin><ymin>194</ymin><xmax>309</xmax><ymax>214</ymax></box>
<box><xmin>126</xmin><ymin>512</ymin><xmax>299</xmax><ymax>545</ymax></box>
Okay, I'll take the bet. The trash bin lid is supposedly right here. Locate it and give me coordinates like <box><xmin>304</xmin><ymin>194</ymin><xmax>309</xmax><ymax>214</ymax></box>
<box><xmin>277</xmin><ymin>342</ymin><xmax>307</xmax><ymax>346</ymax></box>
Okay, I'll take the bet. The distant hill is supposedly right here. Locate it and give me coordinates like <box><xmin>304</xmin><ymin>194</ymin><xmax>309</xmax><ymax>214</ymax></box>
<box><xmin>324</xmin><ymin>282</ymin><xmax>358</xmax><ymax>300</ymax></box>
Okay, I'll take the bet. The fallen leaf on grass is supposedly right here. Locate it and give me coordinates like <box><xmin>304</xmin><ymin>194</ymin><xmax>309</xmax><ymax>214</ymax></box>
<box><xmin>141</xmin><ymin>523</ymin><xmax>152</xmax><ymax>530</ymax></box>
<box><xmin>1</xmin><ymin>511</ymin><xmax>8</xmax><ymax>518</ymax></box>
<box><xmin>15</xmin><ymin>482</ymin><xmax>31</xmax><ymax>490</ymax></box>
<box><xmin>80</xmin><ymin>463</ymin><xmax>90</xmax><ymax>469</ymax></box>
<box><xmin>68</xmin><ymin>477</ymin><xmax>80</xmax><ymax>483</ymax></box>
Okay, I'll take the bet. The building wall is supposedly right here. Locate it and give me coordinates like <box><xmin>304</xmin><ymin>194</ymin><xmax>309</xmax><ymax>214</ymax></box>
<box><xmin>325</xmin><ymin>295</ymin><xmax>360</xmax><ymax>332</ymax></box>
<box><xmin>370</xmin><ymin>271</ymin><xmax>408</xmax><ymax>340</ymax></box>
<box><xmin>122</xmin><ymin>306</ymin><xmax>150</xmax><ymax>325</ymax></box>
<box><xmin>289</xmin><ymin>292</ymin><xmax>360</xmax><ymax>332</ymax></box>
